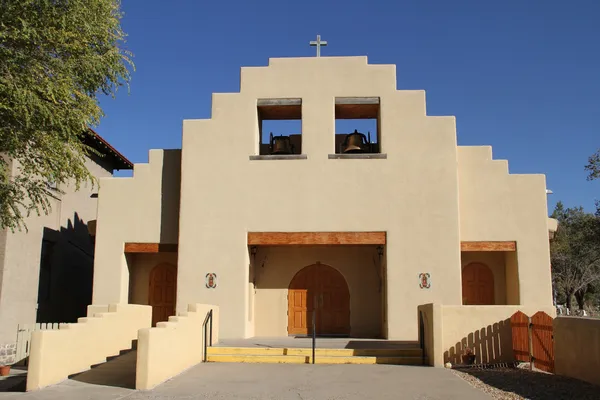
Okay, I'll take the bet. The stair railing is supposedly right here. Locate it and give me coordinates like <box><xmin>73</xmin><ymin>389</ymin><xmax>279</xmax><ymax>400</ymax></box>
<box><xmin>312</xmin><ymin>296</ymin><xmax>317</xmax><ymax>364</ymax></box>
<box><xmin>202</xmin><ymin>309</ymin><xmax>213</xmax><ymax>362</ymax></box>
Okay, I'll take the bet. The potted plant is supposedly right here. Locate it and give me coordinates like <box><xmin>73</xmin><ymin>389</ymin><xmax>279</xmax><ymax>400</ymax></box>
<box><xmin>462</xmin><ymin>347</ymin><xmax>476</xmax><ymax>365</ymax></box>
<box><xmin>0</xmin><ymin>364</ymin><xmax>10</xmax><ymax>377</ymax></box>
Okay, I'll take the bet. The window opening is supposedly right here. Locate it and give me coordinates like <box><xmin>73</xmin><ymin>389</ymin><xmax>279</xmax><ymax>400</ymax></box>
<box><xmin>334</xmin><ymin>97</ymin><xmax>380</xmax><ymax>154</ymax></box>
<box><xmin>257</xmin><ymin>99</ymin><xmax>302</xmax><ymax>155</ymax></box>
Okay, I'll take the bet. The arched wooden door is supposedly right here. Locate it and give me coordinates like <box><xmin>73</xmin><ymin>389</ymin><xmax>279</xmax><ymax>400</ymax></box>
<box><xmin>288</xmin><ymin>264</ymin><xmax>350</xmax><ymax>336</ymax></box>
<box><xmin>149</xmin><ymin>263</ymin><xmax>177</xmax><ymax>326</ymax></box>
<box><xmin>462</xmin><ymin>262</ymin><xmax>494</xmax><ymax>305</ymax></box>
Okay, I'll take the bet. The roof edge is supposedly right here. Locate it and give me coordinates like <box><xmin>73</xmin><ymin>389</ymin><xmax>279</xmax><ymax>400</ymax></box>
<box><xmin>84</xmin><ymin>128</ymin><xmax>133</xmax><ymax>170</ymax></box>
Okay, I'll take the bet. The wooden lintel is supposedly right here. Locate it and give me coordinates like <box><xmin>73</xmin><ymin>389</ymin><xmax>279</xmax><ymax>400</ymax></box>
<box><xmin>460</xmin><ymin>241</ymin><xmax>516</xmax><ymax>252</ymax></box>
<box><xmin>248</xmin><ymin>232</ymin><xmax>386</xmax><ymax>246</ymax></box>
<box><xmin>124</xmin><ymin>243</ymin><xmax>178</xmax><ymax>253</ymax></box>
<box><xmin>257</xmin><ymin>98</ymin><xmax>302</xmax><ymax>107</ymax></box>
<box><xmin>335</xmin><ymin>97</ymin><xmax>380</xmax><ymax>105</ymax></box>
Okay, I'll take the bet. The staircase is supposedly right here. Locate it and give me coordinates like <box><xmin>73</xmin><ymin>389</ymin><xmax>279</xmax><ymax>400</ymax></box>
<box><xmin>206</xmin><ymin>346</ymin><xmax>426</xmax><ymax>365</ymax></box>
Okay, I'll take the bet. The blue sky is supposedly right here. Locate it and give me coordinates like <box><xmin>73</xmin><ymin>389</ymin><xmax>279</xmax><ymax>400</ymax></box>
<box><xmin>96</xmin><ymin>0</ymin><xmax>600</xmax><ymax>213</ymax></box>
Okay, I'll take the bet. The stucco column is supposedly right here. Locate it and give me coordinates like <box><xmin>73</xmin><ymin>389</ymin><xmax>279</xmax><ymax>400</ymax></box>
<box><xmin>92</xmin><ymin>240</ymin><xmax>130</xmax><ymax>304</ymax></box>
<box><xmin>300</xmin><ymin>93</ymin><xmax>335</xmax><ymax>159</ymax></box>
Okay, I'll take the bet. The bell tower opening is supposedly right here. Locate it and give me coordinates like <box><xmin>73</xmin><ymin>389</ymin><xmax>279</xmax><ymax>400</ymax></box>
<box><xmin>334</xmin><ymin>97</ymin><xmax>380</xmax><ymax>154</ymax></box>
<box><xmin>257</xmin><ymin>98</ymin><xmax>302</xmax><ymax>156</ymax></box>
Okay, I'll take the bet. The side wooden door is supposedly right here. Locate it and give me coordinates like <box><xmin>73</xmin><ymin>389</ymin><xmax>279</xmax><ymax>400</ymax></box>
<box><xmin>462</xmin><ymin>262</ymin><xmax>494</xmax><ymax>305</ymax></box>
<box><xmin>149</xmin><ymin>263</ymin><xmax>177</xmax><ymax>326</ymax></box>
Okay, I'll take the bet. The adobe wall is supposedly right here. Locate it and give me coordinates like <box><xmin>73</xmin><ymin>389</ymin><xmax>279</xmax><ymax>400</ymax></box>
<box><xmin>178</xmin><ymin>56</ymin><xmax>462</xmax><ymax>339</ymax></box>
<box><xmin>92</xmin><ymin>150</ymin><xmax>181</xmax><ymax>305</ymax></box>
<box><xmin>458</xmin><ymin>147</ymin><xmax>553</xmax><ymax>307</ymax></box>
<box><xmin>0</xmin><ymin>156</ymin><xmax>112</xmax><ymax>364</ymax></box>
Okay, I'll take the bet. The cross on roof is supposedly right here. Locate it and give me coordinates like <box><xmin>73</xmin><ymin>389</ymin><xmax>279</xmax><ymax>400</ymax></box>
<box><xmin>309</xmin><ymin>34</ymin><xmax>327</xmax><ymax>57</ymax></box>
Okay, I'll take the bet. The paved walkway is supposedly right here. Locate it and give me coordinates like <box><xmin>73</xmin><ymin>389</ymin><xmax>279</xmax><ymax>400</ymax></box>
<box><xmin>0</xmin><ymin>363</ymin><xmax>489</xmax><ymax>400</ymax></box>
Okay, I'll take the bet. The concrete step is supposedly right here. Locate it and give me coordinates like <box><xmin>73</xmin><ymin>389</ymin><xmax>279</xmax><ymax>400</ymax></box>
<box><xmin>207</xmin><ymin>346</ymin><xmax>423</xmax><ymax>358</ymax></box>
<box><xmin>206</xmin><ymin>353</ymin><xmax>425</xmax><ymax>365</ymax></box>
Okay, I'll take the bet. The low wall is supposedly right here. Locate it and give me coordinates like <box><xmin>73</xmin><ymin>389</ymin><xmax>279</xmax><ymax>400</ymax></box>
<box><xmin>554</xmin><ymin>317</ymin><xmax>600</xmax><ymax>386</ymax></box>
<box><xmin>136</xmin><ymin>304</ymin><xmax>220</xmax><ymax>390</ymax></box>
<box><xmin>417</xmin><ymin>304</ymin><xmax>443</xmax><ymax>367</ymax></box>
<box><xmin>418</xmin><ymin>304</ymin><xmax>555</xmax><ymax>367</ymax></box>
<box><xmin>26</xmin><ymin>304</ymin><xmax>151</xmax><ymax>391</ymax></box>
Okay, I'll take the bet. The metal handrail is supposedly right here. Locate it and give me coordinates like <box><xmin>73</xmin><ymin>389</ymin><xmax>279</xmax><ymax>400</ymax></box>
<box><xmin>202</xmin><ymin>309</ymin><xmax>213</xmax><ymax>362</ymax></box>
<box><xmin>312</xmin><ymin>295</ymin><xmax>317</xmax><ymax>364</ymax></box>
<box><xmin>312</xmin><ymin>295</ymin><xmax>318</xmax><ymax>364</ymax></box>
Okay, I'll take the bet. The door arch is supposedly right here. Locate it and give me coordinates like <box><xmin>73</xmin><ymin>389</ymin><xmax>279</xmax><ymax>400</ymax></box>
<box><xmin>149</xmin><ymin>263</ymin><xmax>177</xmax><ymax>326</ymax></box>
<box><xmin>288</xmin><ymin>263</ymin><xmax>350</xmax><ymax>336</ymax></box>
<box><xmin>462</xmin><ymin>262</ymin><xmax>495</xmax><ymax>305</ymax></box>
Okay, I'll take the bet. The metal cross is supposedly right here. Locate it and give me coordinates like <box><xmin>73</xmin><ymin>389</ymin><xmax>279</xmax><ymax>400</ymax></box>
<box><xmin>309</xmin><ymin>34</ymin><xmax>327</xmax><ymax>57</ymax></box>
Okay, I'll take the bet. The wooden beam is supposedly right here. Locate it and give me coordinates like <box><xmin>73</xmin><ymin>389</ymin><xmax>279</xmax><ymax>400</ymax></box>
<box><xmin>124</xmin><ymin>243</ymin><xmax>178</xmax><ymax>253</ymax></box>
<box><xmin>247</xmin><ymin>232</ymin><xmax>386</xmax><ymax>246</ymax></box>
<box><xmin>257</xmin><ymin>98</ymin><xmax>302</xmax><ymax>106</ymax></box>
<box><xmin>257</xmin><ymin>104</ymin><xmax>302</xmax><ymax>120</ymax></box>
<box><xmin>335</xmin><ymin>97</ymin><xmax>380</xmax><ymax>105</ymax></box>
<box><xmin>335</xmin><ymin>103</ymin><xmax>379</xmax><ymax>119</ymax></box>
<box><xmin>460</xmin><ymin>241</ymin><xmax>516</xmax><ymax>252</ymax></box>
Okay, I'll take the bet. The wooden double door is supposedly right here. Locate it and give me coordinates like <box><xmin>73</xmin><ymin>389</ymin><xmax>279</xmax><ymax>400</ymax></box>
<box><xmin>288</xmin><ymin>264</ymin><xmax>350</xmax><ymax>336</ymax></box>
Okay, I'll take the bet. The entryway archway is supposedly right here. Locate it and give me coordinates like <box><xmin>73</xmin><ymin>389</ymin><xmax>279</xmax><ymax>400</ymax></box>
<box><xmin>462</xmin><ymin>262</ymin><xmax>495</xmax><ymax>305</ymax></box>
<box><xmin>288</xmin><ymin>263</ymin><xmax>350</xmax><ymax>336</ymax></box>
<box><xmin>148</xmin><ymin>263</ymin><xmax>177</xmax><ymax>326</ymax></box>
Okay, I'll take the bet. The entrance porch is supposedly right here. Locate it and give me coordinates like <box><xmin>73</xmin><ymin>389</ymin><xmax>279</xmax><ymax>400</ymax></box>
<box><xmin>125</xmin><ymin>248</ymin><xmax>178</xmax><ymax>327</ymax></box>
<box><xmin>248</xmin><ymin>232</ymin><xmax>387</xmax><ymax>339</ymax></box>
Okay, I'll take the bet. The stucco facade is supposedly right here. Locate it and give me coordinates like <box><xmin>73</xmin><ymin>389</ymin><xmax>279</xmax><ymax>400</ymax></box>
<box><xmin>92</xmin><ymin>56</ymin><xmax>554</xmax><ymax>342</ymax></box>
<box><xmin>0</xmin><ymin>132</ymin><xmax>131</xmax><ymax>365</ymax></box>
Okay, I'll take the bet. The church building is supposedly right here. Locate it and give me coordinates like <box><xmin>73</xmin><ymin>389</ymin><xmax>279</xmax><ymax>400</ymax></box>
<box><xmin>91</xmin><ymin>55</ymin><xmax>555</xmax><ymax>342</ymax></box>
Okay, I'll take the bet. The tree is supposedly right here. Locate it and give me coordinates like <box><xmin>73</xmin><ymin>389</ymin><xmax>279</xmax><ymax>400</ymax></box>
<box><xmin>550</xmin><ymin>202</ymin><xmax>600</xmax><ymax>311</ymax></box>
<box><xmin>0</xmin><ymin>0</ymin><xmax>133</xmax><ymax>230</ymax></box>
<box><xmin>586</xmin><ymin>150</ymin><xmax>600</xmax><ymax>181</ymax></box>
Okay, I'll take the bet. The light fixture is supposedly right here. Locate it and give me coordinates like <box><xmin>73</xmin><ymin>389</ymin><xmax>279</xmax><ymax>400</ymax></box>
<box><xmin>546</xmin><ymin>189</ymin><xmax>553</xmax><ymax>194</ymax></box>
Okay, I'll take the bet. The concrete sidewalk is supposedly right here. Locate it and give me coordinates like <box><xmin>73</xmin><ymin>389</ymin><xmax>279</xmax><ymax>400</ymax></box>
<box><xmin>0</xmin><ymin>363</ymin><xmax>489</xmax><ymax>400</ymax></box>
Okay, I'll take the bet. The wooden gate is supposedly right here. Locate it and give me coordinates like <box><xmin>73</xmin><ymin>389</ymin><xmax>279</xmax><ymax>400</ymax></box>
<box><xmin>510</xmin><ymin>311</ymin><xmax>530</xmax><ymax>362</ymax></box>
<box><xmin>16</xmin><ymin>323</ymin><xmax>64</xmax><ymax>365</ymax></box>
<box><xmin>510</xmin><ymin>311</ymin><xmax>554</xmax><ymax>373</ymax></box>
<box><xmin>531</xmin><ymin>312</ymin><xmax>554</xmax><ymax>373</ymax></box>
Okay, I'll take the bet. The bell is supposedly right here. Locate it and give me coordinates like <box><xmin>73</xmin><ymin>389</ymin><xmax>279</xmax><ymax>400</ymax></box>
<box><xmin>342</xmin><ymin>130</ymin><xmax>369</xmax><ymax>153</ymax></box>
<box><xmin>269</xmin><ymin>133</ymin><xmax>293</xmax><ymax>155</ymax></box>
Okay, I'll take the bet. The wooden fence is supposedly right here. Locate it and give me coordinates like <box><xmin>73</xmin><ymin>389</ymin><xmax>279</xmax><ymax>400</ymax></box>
<box><xmin>510</xmin><ymin>311</ymin><xmax>554</xmax><ymax>373</ymax></box>
<box><xmin>16</xmin><ymin>323</ymin><xmax>65</xmax><ymax>365</ymax></box>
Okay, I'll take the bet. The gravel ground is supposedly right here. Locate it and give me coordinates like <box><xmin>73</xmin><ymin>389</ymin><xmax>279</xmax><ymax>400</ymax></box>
<box><xmin>452</xmin><ymin>367</ymin><xmax>600</xmax><ymax>400</ymax></box>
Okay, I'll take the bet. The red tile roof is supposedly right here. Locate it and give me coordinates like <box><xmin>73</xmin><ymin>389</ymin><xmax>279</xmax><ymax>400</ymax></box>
<box><xmin>84</xmin><ymin>128</ymin><xmax>133</xmax><ymax>170</ymax></box>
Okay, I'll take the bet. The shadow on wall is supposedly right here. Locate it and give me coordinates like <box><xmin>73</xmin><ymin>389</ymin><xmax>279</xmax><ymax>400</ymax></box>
<box><xmin>159</xmin><ymin>150</ymin><xmax>182</xmax><ymax>244</ymax></box>
<box><xmin>444</xmin><ymin>319</ymin><xmax>513</xmax><ymax>365</ymax></box>
<box><xmin>36</xmin><ymin>212</ymin><xmax>94</xmax><ymax>323</ymax></box>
